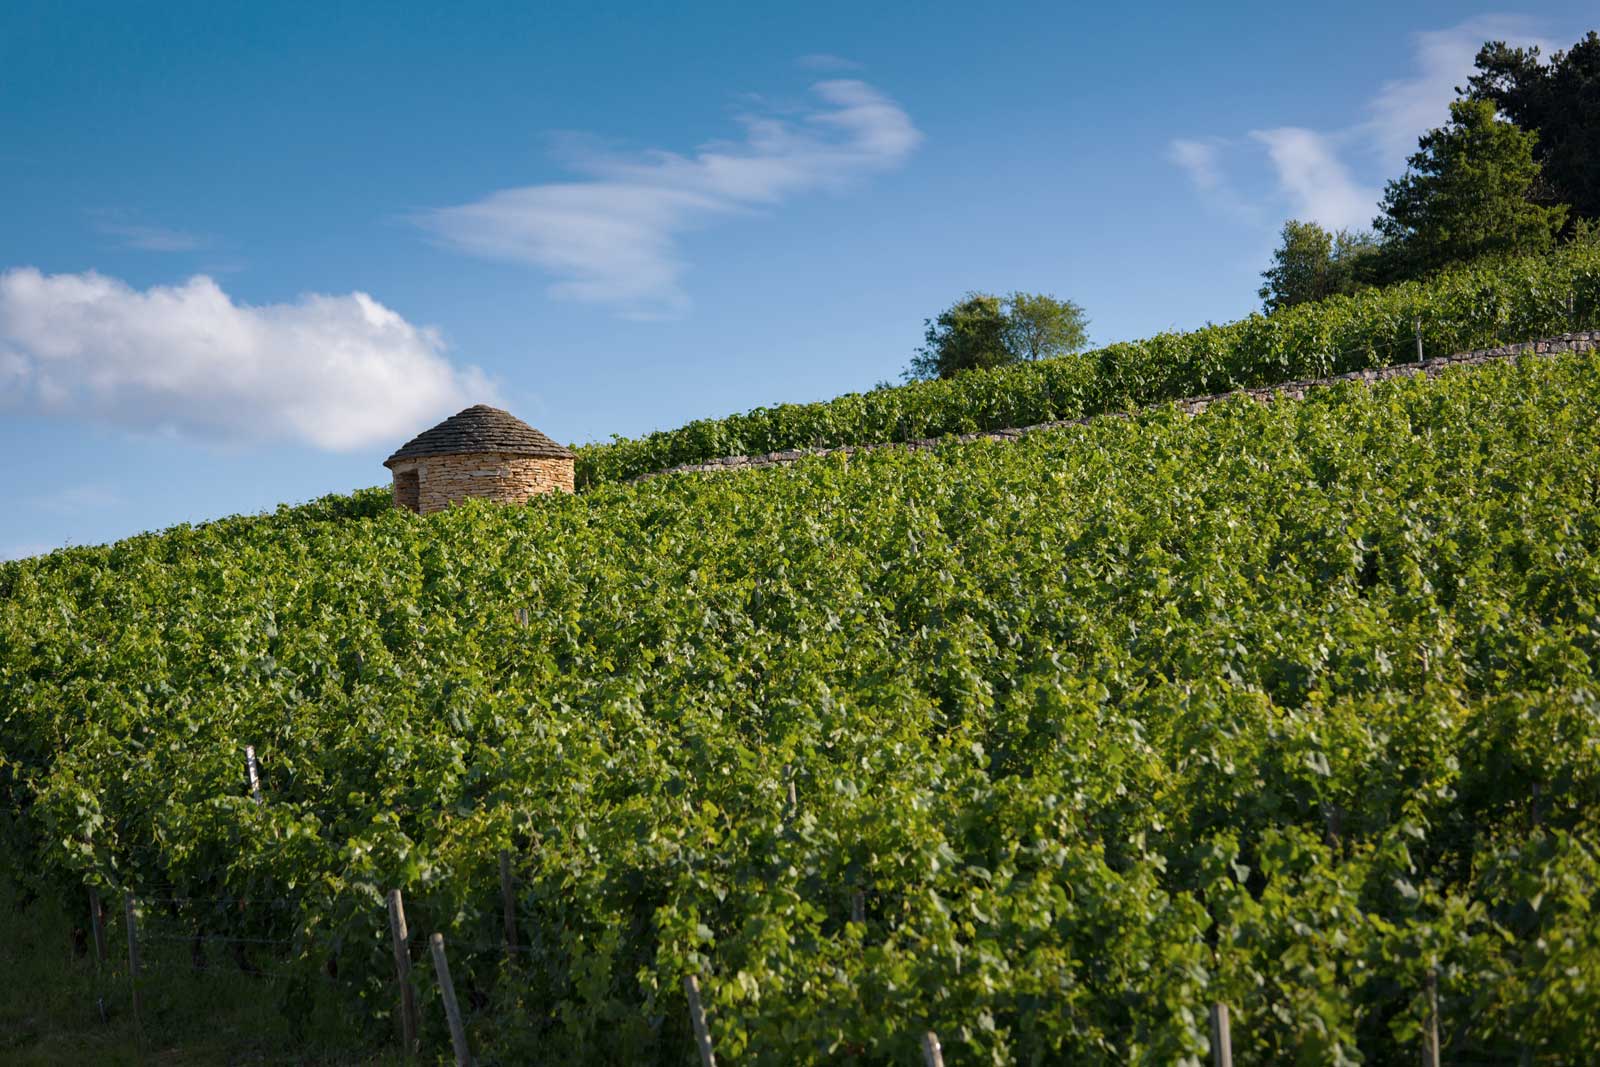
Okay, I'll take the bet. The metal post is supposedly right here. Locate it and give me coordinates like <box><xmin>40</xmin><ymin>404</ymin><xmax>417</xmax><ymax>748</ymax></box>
<box><xmin>921</xmin><ymin>1030</ymin><xmax>945</xmax><ymax>1067</ymax></box>
<box><xmin>1414</xmin><ymin>317</ymin><xmax>1424</xmax><ymax>363</ymax></box>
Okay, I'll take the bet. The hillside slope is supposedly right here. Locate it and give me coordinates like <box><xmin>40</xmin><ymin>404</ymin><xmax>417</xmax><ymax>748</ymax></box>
<box><xmin>3</xmin><ymin>352</ymin><xmax>1599</xmax><ymax>1063</ymax></box>
<box><xmin>573</xmin><ymin>242</ymin><xmax>1600</xmax><ymax>485</ymax></box>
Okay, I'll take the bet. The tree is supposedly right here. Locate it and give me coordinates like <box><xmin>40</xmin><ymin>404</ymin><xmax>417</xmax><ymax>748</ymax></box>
<box><xmin>1002</xmin><ymin>291</ymin><xmax>1090</xmax><ymax>362</ymax></box>
<box><xmin>1374</xmin><ymin>99</ymin><xmax>1567</xmax><ymax>281</ymax></box>
<box><xmin>908</xmin><ymin>294</ymin><xmax>1009</xmax><ymax>380</ymax></box>
<box><xmin>1258</xmin><ymin>220</ymin><xmax>1378</xmax><ymax>313</ymax></box>
<box><xmin>908</xmin><ymin>291</ymin><xmax>1089</xmax><ymax>380</ymax></box>
<box><xmin>1467</xmin><ymin>32</ymin><xmax>1600</xmax><ymax>224</ymax></box>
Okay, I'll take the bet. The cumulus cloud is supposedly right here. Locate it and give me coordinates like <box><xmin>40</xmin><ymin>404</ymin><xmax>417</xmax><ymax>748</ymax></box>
<box><xmin>418</xmin><ymin>78</ymin><xmax>921</xmax><ymax>317</ymax></box>
<box><xmin>0</xmin><ymin>268</ymin><xmax>493</xmax><ymax>451</ymax></box>
<box><xmin>1169</xmin><ymin>15</ymin><xmax>1564</xmax><ymax>232</ymax></box>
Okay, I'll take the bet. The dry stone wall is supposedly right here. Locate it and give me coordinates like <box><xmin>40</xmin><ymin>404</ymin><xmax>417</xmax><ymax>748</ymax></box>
<box><xmin>633</xmin><ymin>333</ymin><xmax>1600</xmax><ymax>482</ymax></box>
<box><xmin>391</xmin><ymin>453</ymin><xmax>574</xmax><ymax>514</ymax></box>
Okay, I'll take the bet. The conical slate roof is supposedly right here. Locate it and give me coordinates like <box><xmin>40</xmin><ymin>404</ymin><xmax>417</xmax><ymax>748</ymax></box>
<box><xmin>384</xmin><ymin>404</ymin><xmax>573</xmax><ymax>467</ymax></box>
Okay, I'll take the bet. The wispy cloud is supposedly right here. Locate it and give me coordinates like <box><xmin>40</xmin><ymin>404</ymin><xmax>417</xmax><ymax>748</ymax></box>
<box><xmin>1168</xmin><ymin>137</ymin><xmax>1262</xmax><ymax>222</ymax></box>
<box><xmin>1169</xmin><ymin>15</ymin><xmax>1562</xmax><ymax>232</ymax></box>
<box><xmin>796</xmin><ymin>53</ymin><xmax>864</xmax><ymax>72</ymax></box>
<box><xmin>1247</xmin><ymin>128</ymin><xmax>1379</xmax><ymax>232</ymax></box>
<box><xmin>1168</xmin><ymin>138</ymin><xmax>1224</xmax><ymax>191</ymax></box>
<box><xmin>417</xmin><ymin>78</ymin><xmax>921</xmax><ymax>318</ymax></box>
<box><xmin>1361</xmin><ymin>16</ymin><xmax>1552</xmax><ymax>168</ymax></box>
<box><xmin>98</xmin><ymin>221</ymin><xmax>209</xmax><ymax>252</ymax></box>
<box><xmin>0</xmin><ymin>268</ymin><xmax>493</xmax><ymax>451</ymax></box>
<box><xmin>90</xmin><ymin>209</ymin><xmax>211</xmax><ymax>253</ymax></box>
<box><xmin>27</xmin><ymin>483</ymin><xmax>125</xmax><ymax>517</ymax></box>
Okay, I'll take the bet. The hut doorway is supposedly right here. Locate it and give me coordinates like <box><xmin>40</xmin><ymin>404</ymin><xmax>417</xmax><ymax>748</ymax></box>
<box><xmin>395</xmin><ymin>469</ymin><xmax>420</xmax><ymax>513</ymax></box>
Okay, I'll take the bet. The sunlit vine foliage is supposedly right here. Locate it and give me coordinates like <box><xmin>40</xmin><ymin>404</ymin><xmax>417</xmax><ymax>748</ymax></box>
<box><xmin>2</xmin><ymin>353</ymin><xmax>1599</xmax><ymax>1063</ymax></box>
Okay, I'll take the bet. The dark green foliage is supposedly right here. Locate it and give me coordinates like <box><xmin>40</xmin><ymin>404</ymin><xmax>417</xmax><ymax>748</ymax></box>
<box><xmin>1259</xmin><ymin>220</ymin><xmax>1379</xmax><ymax>312</ymax></box>
<box><xmin>1468</xmin><ymin>32</ymin><xmax>1600</xmax><ymax>224</ymax></box>
<box><xmin>4</xmin><ymin>352</ymin><xmax>1600</xmax><ymax>1062</ymax></box>
<box><xmin>907</xmin><ymin>291</ymin><xmax>1090</xmax><ymax>380</ymax></box>
<box><xmin>907</xmin><ymin>293</ymin><xmax>1010</xmax><ymax>380</ymax></box>
<box><xmin>574</xmin><ymin>241</ymin><xmax>1600</xmax><ymax>485</ymax></box>
<box><xmin>1375</xmin><ymin>100</ymin><xmax>1567</xmax><ymax>281</ymax></box>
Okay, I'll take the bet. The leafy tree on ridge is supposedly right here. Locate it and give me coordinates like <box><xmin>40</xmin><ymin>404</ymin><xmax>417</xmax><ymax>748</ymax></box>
<box><xmin>1259</xmin><ymin>220</ymin><xmax>1379</xmax><ymax>313</ymax></box>
<box><xmin>908</xmin><ymin>291</ymin><xmax>1089</xmax><ymax>380</ymax></box>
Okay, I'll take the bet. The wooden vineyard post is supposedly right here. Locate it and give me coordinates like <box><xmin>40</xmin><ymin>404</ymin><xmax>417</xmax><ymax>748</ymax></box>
<box><xmin>499</xmin><ymin>850</ymin><xmax>518</xmax><ymax>955</ymax></box>
<box><xmin>387</xmin><ymin>889</ymin><xmax>420</xmax><ymax>1058</ymax></box>
<box><xmin>430</xmin><ymin>933</ymin><xmax>473</xmax><ymax>1067</ymax></box>
<box><xmin>88</xmin><ymin>887</ymin><xmax>108</xmax><ymax>964</ymax></box>
<box><xmin>851</xmin><ymin>889</ymin><xmax>866</xmax><ymax>925</ymax></box>
<box><xmin>123</xmin><ymin>894</ymin><xmax>143</xmax><ymax>1033</ymax></box>
<box><xmin>920</xmin><ymin>1030</ymin><xmax>945</xmax><ymax>1067</ymax></box>
<box><xmin>1210</xmin><ymin>1002</ymin><xmax>1233</xmax><ymax>1067</ymax></box>
<box><xmin>245</xmin><ymin>744</ymin><xmax>263</xmax><ymax>804</ymax></box>
<box><xmin>1422</xmin><ymin>969</ymin><xmax>1440</xmax><ymax>1067</ymax></box>
<box><xmin>1414</xmin><ymin>317</ymin><xmax>1424</xmax><ymax>363</ymax></box>
<box><xmin>88</xmin><ymin>886</ymin><xmax>109</xmax><ymax>1023</ymax></box>
<box><xmin>684</xmin><ymin>974</ymin><xmax>717</xmax><ymax>1067</ymax></box>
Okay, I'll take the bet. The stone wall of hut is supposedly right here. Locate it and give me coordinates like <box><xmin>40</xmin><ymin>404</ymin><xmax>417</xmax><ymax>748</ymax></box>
<box><xmin>390</xmin><ymin>452</ymin><xmax>574</xmax><ymax>514</ymax></box>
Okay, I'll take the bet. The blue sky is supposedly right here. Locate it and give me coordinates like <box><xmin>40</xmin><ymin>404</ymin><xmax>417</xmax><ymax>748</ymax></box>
<box><xmin>2</xmin><ymin>1</ymin><xmax>1593</xmax><ymax>557</ymax></box>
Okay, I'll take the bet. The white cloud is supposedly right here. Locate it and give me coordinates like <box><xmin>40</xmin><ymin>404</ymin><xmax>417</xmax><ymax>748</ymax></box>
<box><xmin>418</xmin><ymin>78</ymin><xmax>921</xmax><ymax>317</ymax></box>
<box><xmin>1248</xmin><ymin>128</ymin><xmax>1380</xmax><ymax>232</ymax></box>
<box><xmin>0</xmin><ymin>268</ymin><xmax>494</xmax><ymax>451</ymax></box>
<box><xmin>1170</xmin><ymin>15</ymin><xmax>1566</xmax><ymax>233</ymax></box>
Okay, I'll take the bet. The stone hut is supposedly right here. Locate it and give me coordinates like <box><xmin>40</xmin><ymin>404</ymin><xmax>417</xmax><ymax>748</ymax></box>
<box><xmin>384</xmin><ymin>404</ymin><xmax>574</xmax><ymax>514</ymax></box>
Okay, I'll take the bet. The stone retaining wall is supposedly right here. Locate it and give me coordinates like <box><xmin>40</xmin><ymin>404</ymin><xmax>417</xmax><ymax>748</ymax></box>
<box><xmin>391</xmin><ymin>452</ymin><xmax>574</xmax><ymax>514</ymax></box>
<box><xmin>634</xmin><ymin>333</ymin><xmax>1600</xmax><ymax>482</ymax></box>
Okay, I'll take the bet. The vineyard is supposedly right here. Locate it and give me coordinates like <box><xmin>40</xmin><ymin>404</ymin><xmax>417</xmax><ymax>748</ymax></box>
<box><xmin>572</xmin><ymin>241</ymin><xmax>1600</xmax><ymax>486</ymax></box>
<box><xmin>3</xmin><ymin>346</ymin><xmax>1600</xmax><ymax>1062</ymax></box>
